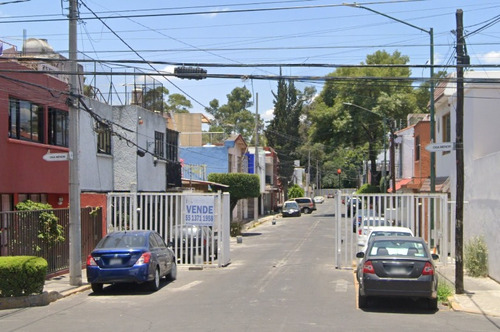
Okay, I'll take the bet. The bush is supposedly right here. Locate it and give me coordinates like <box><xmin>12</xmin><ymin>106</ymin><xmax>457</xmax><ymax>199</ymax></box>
<box><xmin>16</xmin><ymin>200</ymin><xmax>65</xmax><ymax>250</ymax></box>
<box><xmin>287</xmin><ymin>185</ymin><xmax>304</xmax><ymax>199</ymax></box>
<box><xmin>464</xmin><ymin>236</ymin><xmax>489</xmax><ymax>277</ymax></box>
<box><xmin>0</xmin><ymin>256</ymin><xmax>48</xmax><ymax>297</ymax></box>
<box><xmin>356</xmin><ymin>184</ymin><xmax>380</xmax><ymax>194</ymax></box>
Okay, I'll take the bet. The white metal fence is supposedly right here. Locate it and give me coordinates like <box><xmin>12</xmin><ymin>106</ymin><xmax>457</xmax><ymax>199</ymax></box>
<box><xmin>334</xmin><ymin>192</ymin><xmax>454</xmax><ymax>269</ymax></box>
<box><xmin>107</xmin><ymin>191</ymin><xmax>231</xmax><ymax>267</ymax></box>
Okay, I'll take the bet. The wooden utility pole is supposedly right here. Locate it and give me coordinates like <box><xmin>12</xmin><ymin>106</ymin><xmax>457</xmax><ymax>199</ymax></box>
<box><xmin>455</xmin><ymin>9</ymin><xmax>465</xmax><ymax>295</ymax></box>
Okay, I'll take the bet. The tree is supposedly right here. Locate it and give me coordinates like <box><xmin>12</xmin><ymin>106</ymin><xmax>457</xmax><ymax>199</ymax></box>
<box><xmin>205</xmin><ymin>86</ymin><xmax>259</xmax><ymax>142</ymax></box>
<box><xmin>143</xmin><ymin>86</ymin><xmax>169</xmax><ymax>113</ymax></box>
<box><xmin>265</xmin><ymin>76</ymin><xmax>312</xmax><ymax>190</ymax></box>
<box><xmin>166</xmin><ymin>93</ymin><xmax>193</xmax><ymax>113</ymax></box>
<box><xmin>309</xmin><ymin>50</ymin><xmax>418</xmax><ymax>186</ymax></box>
<box><xmin>287</xmin><ymin>184</ymin><xmax>304</xmax><ymax>199</ymax></box>
<box><xmin>207</xmin><ymin>173</ymin><xmax>260</xmax><ymax>218</ymax></box>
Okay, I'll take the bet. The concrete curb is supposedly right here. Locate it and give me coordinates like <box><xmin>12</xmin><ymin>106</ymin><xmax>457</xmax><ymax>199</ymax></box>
<box><xmin>0</xmin><ymin>285</ymin><xmax>91</xmax><ymax>310</ymax></box>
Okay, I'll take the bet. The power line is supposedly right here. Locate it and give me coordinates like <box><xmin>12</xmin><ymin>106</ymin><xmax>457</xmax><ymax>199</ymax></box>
<box><xmin>79</xmin><ymin>0</ymin><xmax>207</xmax><ymax>109</ymax></box>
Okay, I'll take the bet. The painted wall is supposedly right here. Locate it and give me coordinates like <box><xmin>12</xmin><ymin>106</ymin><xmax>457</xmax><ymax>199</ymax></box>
<box><xmin>0</xmin><ymin>60</ymin><xmax>69</xmax><ymax>199</ymax></box>
<box><xmin>435</xmin><ymin>71</ymin><xmax>500</xmax><ymax>282</ymax></box>
<box><xmin>80</xmin><ymin>97</ymin><xmax>113</xmax><ymax>192</ymax></box>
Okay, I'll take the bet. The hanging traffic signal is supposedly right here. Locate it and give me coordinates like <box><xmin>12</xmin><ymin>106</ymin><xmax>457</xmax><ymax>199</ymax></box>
<box><xmin>174</xmin><ymin>66</ymin><xmax>207</xmax><ymax>80</ymax></box>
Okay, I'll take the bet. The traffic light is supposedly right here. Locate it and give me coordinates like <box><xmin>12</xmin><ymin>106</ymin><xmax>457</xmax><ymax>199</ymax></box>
<box><xmin>174</xmin><ymin>66</ymin><xmax>207</xmax><ymax>80</ymax></box>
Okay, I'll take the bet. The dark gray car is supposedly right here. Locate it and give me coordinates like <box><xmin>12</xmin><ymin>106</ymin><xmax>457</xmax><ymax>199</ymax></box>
<box><xmin>356</xmin><ymin>236</ymin><xmax>439</xmax><ymax>310</ymax></box>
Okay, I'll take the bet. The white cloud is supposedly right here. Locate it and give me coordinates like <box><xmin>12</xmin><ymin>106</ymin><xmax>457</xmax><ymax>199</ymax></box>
<box><xmin>261</xmin><ymin>108</ymin><xmax>274</xmax><ymax>123</ymax></box>
<box><xmin>477</xmin><ymin>51</ymin><xmax>500</xmax><ymax>64</ymax></box>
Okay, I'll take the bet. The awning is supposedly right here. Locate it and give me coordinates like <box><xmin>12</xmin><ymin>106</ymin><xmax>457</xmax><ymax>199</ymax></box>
<box><xmin>420</xmin><ymin>177</ymin><xmax>450</xmax><ymax>193</ymax></box>
<box><xmin>387</xmin><ymin>178</ymin><xmax>412</xmax><ymax>193</ymax></box>
<box><xmin>181</xmin><ymin>178</ymin><xmax>229</xmax><ymax>192</ymax></box>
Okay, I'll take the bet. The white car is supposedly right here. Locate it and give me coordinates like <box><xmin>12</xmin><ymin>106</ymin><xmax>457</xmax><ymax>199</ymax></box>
<box><xmin>313</xmin><ymin>196</ymin><xmax>325</xmax><ymax>204</ymax></box>
<box><xmin>358</xmin><ymin>226</ymin><xmax>414</xmax><ymax>253</ymax></box>
<box><xmin>356</xmin><ymin>218</ymin><xmax>392</xmax><ymax>250</ymax></box>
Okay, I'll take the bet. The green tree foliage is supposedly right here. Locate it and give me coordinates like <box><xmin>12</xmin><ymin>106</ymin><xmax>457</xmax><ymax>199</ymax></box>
<box><xmin>143</xmin><ymin>86</ymin><xmax>169</xmax><ymax>112</ymax></box>
<box><xmin>287</xmin><ymin>184</ymin><xmax>304</xmax><ymax>199</ymax></box>
<box><xmin>166</xmin><ymin>93</ymin><xmax>193</xmax><ymax>113</ymax></box>
<box><xmin>207</xmin><ymin>173</ymin><xmax>260</xmax><ymax>216</ymax></box>
<box><xmin>309</xmin><ymin>50</ymin><xmax>419</xmax><ymax>186</ymax></box>
<box><xmin>205</xmin><ymin>86</ymin><xmax>260</xmax><ymax>142</ymax></box>
<box><xmin>265</xmin><ymin>77</ymin><xmax>313</xmax><ymax>189</ymax></box>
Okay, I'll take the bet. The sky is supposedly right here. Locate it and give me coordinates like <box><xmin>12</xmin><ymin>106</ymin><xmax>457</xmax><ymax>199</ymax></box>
<box><xmin>1</xmin><ymin>0</ymin><xmax>500</xmax><ymax>124</ymax></box>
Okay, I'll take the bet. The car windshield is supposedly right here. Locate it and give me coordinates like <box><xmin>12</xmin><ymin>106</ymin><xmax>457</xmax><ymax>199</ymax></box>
<box><xmin>97</xmin><ymin>233</ymin><xmax>147</xmax><ymax>248</ymax></box>
<box><xmin>368</xmin><ymin>239</ymin><xmax>427</xmax><ymax>258</ymax></box>
<box><xmin>284</xmin><ymin>202</ymin><xmax>298</xmax><ymax>208</ymax></box>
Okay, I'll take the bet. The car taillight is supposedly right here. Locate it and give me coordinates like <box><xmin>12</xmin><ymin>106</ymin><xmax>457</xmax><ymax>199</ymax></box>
<box><xmin>137</xmin><ymin>252</ymin><xmax>151</xmax><ymax>264</ymax></box>
<box><xmin>363</xmin><ymin>261</ymin><xmax>375</xmax><ymax>274</ymax></box>
<box><xmin>87</xmin><ymin>255</ymin><xmax>97</xmax><ymax>266</ymax></box>
<box><xmin>422</xmin><ymin>262</ymin><xmax>434</xmax><ymax>275</ymax></box>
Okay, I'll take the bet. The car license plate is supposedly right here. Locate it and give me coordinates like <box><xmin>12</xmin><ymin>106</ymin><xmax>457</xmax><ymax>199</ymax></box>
<box><xmin>391</xmin><ymin>267</ymin><xmax>407</xmax><ymax>274</ymax></box>
<box><xmin>109</xmin><ymin>258</ymin><xmax>121</xmax><ymax>265</ymax></box>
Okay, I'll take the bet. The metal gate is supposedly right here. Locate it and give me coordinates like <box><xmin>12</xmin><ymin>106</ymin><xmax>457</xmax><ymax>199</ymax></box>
<box><xmin>334</xmin><ymin>192</ymin><xmax>454</xmax><ymax>269</ymax></box>
<box><xmin>107</xmin><ymin>192</ymin><xmax>230</xmax><ymax>267</ymax></box>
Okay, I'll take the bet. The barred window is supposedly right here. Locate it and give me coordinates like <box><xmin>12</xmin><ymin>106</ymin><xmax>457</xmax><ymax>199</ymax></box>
<box><xmin>154</xmin><ymin>131</ymin><xmax>164</xmax><ymax>158</ymax></box>
<box><xmin>96</xmin><ymin>121</ymin><xmax>111</xmax><ymax>155</ymax></box>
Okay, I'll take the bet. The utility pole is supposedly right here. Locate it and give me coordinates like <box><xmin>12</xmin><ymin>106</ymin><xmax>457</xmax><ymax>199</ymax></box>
<box><xmin>254</xmin><ymin>93</ymin><xmax>259</xmax><ymax>221</ymax></box>
<box><xmin>455</xmin><ymin>9</ymin><xmax>465</xmax><ymax>295</ymax></box>
<box><xmin>306</xmin><ymin>150</ymin><xmax>311</xmax><ymax>197</ymax></box>
<box><xmin>68</xmin><ymin>0</ymin><xmax>82</xmax><ymax>286</ymax></box>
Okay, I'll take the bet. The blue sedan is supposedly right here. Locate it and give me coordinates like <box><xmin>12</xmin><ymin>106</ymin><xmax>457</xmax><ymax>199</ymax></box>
<box><xmin>86</xmin><ymin>230</ymin><xmax>177</xmax><ymax>293</ymax></box>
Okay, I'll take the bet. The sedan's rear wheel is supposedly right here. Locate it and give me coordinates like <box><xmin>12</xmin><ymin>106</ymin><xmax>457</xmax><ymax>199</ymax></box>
<box><xmin>427</xmin><ymin>297</ymin><xmax>438</xmax><ymax>310</ymax></box>
<box><xmin>91</xmin><ymin>283</ymin><xmax>103</xmax><ymax>293</ymax></box>
<box><xmin>148</xmin><ymin>267</ymin><xmax>160</xmax><ymax>291</ymax></box>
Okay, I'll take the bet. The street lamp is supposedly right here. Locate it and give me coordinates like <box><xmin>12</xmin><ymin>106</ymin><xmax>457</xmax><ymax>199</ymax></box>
<box><xmin>344</xmin><ymin>3</ymin><xmax>435</xmax><ymax>193</ymax></box>
<box><xmin>344</xmin><ymin>102</ymin><xmax>394</xmax><ymax>193</ymax></box>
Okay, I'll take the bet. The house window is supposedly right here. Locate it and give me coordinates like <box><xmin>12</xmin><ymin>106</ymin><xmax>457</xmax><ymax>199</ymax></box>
<box><xmin>154</xmin><ymin>131</ymin><xmax>165</xmax><ymax>158</ymax></box>
<box><xmin>9</xmin><ymin>97</ymin><xmax>44</xmax><ymax>143</ymax></box>
<box><xmin>415</xmin><ymin>135</ymin><xmax>420</xmax><ymax>161</ymax></box>
<box><xmin>442</xmin><ymin>113</ymin><xmax>451</xmax><ymax>142</ymax></box>
<box><xmin>96</xmin><ymin>121</ymin><xmax>111</xmax><ymax>154</ymax></box>
<box><xmin>48</xmin><ymin>108</ymin><xmax>69</xmax><ymax>147</ymax></box>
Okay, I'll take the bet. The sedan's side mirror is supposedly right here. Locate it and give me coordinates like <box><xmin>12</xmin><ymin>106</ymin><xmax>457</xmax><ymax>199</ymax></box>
<box><xmin>356</xmin><ymin>252</ymin><xmax>365</xmax><ymax>259</ymax></box>
<box><xmin>167</xmin><ymin>241</ymin><xmax>174</xmax><ymax>248</ymax></box>
<box><xmin>431</xmin><ymin>254</ymin><xmax>439</xmax><ymax>261</ymax></box>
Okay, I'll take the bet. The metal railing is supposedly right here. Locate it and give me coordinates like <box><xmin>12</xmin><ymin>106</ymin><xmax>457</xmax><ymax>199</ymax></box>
<box><xmin>0</xmin><ymin>207</ymin><xmax>103</xmax><ymax>275</ymax></box>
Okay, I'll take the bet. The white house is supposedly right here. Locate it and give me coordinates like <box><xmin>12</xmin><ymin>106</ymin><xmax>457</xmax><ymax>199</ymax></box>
<box><xmin>80</xmin><ymin>97</ymin><xmax>168</xmax><ymax>193</ymax></box>
<box><xmin>434</xmin><ymin>71</ymin><xmax>500</xmax><ymax>281</ymax></box>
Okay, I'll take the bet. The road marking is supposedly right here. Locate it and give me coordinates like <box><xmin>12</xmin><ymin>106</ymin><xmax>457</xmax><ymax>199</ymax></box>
<box><xmin>171</xmin><ymin>280</ymin><xmax>203</xmax><ymax>291</ymax></box>
<box><xmin>335</xmin><ymin>279</ymin><xmax>348</xmax><ymax>292</ymax></box>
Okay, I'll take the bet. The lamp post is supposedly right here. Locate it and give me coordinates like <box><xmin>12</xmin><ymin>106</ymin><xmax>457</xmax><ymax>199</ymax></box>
<box><xmin>344</xmin><ymin>3</ymin><xmax>435</xmax><ymax>193</ymax></box>
<box><xmin>344</xmin><ymin>102</ymin><xmax>393</xmax><ymax>193</ymax></box>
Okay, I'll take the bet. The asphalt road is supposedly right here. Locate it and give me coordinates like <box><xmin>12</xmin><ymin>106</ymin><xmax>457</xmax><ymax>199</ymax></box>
<box><xmin>1</xmin><ymin>201</ymin><xmax>500</xmax><ymax>331</ymax></box>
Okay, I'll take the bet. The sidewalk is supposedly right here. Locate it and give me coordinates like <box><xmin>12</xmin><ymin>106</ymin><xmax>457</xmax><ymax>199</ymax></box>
<box><xmin>436</xmin><ymin>261</ymin><xmax>500</xmax><ymax>317</ymax></box>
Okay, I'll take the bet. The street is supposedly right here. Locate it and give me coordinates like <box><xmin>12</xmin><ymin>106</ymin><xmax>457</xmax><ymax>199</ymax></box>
<box><xmin>1</xmin><ymin>201</ymin><xmax>500</xmax><ymax>331</ymax></box>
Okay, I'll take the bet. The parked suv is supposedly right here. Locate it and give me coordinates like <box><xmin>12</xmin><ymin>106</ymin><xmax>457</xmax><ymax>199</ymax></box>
<box><xmin>293</xmin><ymin>197</ymin><xmax>317</xmax><ymax>214</ymax></box>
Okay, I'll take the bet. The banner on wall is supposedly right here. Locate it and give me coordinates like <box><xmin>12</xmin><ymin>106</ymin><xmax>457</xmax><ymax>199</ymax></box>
<box><xmin>184</xmin><ymin>195</ymin><xmax>215</xmax><ymax>226</ymax></box>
